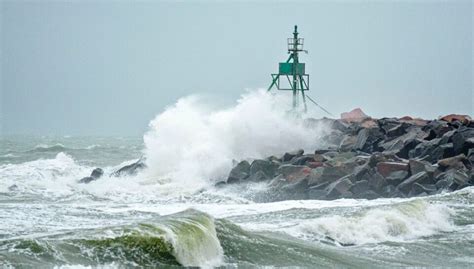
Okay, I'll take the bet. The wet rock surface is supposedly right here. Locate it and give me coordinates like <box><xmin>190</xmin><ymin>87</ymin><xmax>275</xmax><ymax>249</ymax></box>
<box><xmin>221</xmin><ymin>114</ymin><xmax>474</xmax><ymax>201</ymax></box>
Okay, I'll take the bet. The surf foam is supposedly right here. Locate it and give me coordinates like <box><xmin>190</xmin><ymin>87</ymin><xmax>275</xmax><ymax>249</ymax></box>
<box><xmin>296</xmin><ymin>200</ymin><xmax>455</xmax><ymax>245</ymax></box>
<box><xmin>142</xmin><ymin>89</ymin><xmax>328</xmax><ymax>194</ymax></box>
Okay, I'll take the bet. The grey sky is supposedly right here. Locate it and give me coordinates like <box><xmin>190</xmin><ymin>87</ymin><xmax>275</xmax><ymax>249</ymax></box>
<box><xmin>1</xmin><ymin>0</ymin><xmax>472</xmax><ymax>135</ymax></box>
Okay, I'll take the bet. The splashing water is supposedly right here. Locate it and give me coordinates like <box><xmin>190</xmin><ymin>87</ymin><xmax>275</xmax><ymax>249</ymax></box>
<box><xmin>142</xmin><ymin>89</ymin><xmax>328</xmax><ymax>194</ymax></box>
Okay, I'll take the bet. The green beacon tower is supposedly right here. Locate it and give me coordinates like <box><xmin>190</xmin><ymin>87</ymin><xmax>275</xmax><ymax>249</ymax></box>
<box><xmin>267</xmin><ymin>25</ymin><xmax>309</xmax><ymax>112</ymax></box>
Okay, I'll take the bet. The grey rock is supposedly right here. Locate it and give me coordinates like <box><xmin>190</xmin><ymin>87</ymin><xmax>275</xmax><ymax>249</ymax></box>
<box><xmin>452</xmin><ymin>127</ymin><xmax>474</xmax><ymax>155</ymax></box>
<box><xmin>386</xmin><ymin>123</ymin><xmax>409</xmax><ymax>137</ymax></box>
<box><xmin>410</xmin><ymin>183</ymin><xmax>437</xmax><ymax>196</ymax></box>
<box><xmin>409</xmin><ymin>159</ymin><xmax>435</xmax><ymax>175</ymax></box>
<box><xmin>447</xmin><ymin>169</ymin><xmax>470</xmax><ymax>190</ymax></box>
<box><xmin>307</xmin><ymin>167</ymin><xmax>325</xmax><ymax>186</ymax></box>
<box><xmin>282</xmin><ymin>149</ymin><xmax>304</xmax><ymax>162</ymax></box>
<box><xmin>325</xmin><ymin>175</ymin><xmax>354</xmax><ymax>199</ymax></box>
<box><xmin>357</xmin><ymin>190</ymin><xmax>380</xmax><ymax>200</ymax></box>
<box><xmin>247</xmin><ymin>170</ymin><xmax>269</xmax><ymax>182</ymax></box>
<box><xmin>339</xmin><ymin>135</ymin><xmax>358</xmax><ymax>152</ymax></box>
<box><xmin>397</xmin><ymin>171</ymin><xmax>434</xmax><ymax>194</ymax></box>
<box><xmin>409</xmin><ymin>138</ymin><xmax>452</xmax><ymax>163</ymax></box>
<box><xmin>385</xmin><ymin>170</ymin><xmax>409</xmax><ymax>186</ymax></box>
<box><xmin>291</xmin><ymin>155</ymin><xmax>315</xmax><ymax>166</ymax></box>
<box><xmin>91</xmin><ymin>168</ymin><xmax>104</xmax><ymax>179</ymax></box>
<box><xmin>435</xmin><ymin>178</ymin><xmax>451</xmax><ymax>189</ymax></box>
<box><xmin>79</xmin><ymin>167</ymin><xmax>104</xmax><ymax>184</ymax></box>
<box><xmin>377</xmin><ymin>118</ymin><xmax>401</xmax><ymax>133</ymax></box>
<box><xmin>78</xmin><ymin>177</ymin><xmax>95</xmax><ymax>184</ymax></box>
<box><xmin>227</xmin><ymin>160</ymin><xmax>250</xmax><ymax>183</ymax></box>
<box><xmin>381</xmin><ymin>185</ymin><xmax>396</xmax><ymax>197</ymax></box>
<box><xmin>350</xmin><ymin>179</ymin><xmax>370</xmax><ymax>194</ymax></box>
<box><xmin>307</xmin><ymin>188</ymin><xmax>328</xmax><ymax>200</ymax></box>
<box><xmin>423</xmin><ymin>120</ymin><xmax>451</xmax><ymax>138</ymax></box>
<box><xmin>368</xmin><ymin>172</ymin><xmax>386</xmax><ymax>193</ymax></box>
<box><xmin>278</xmin><ymin>177</ymin><xmax>309</xmax><ymax>200</ymax></box>
<box><xmin>354</xmin><ymin>128</ymin><xmax>384</xmax><ymax>153</ymax></box>
<box><xmin>249</xmin><ymin>159</ymin><xmax>279</xmax><ymax>178</ymax></box>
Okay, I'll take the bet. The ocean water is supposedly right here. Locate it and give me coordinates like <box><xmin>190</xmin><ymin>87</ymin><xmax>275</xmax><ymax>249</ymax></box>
<box><xmin>1</xmin><ymin>91</ymin><xmax>473</xmax><ymax>268</ymax></box>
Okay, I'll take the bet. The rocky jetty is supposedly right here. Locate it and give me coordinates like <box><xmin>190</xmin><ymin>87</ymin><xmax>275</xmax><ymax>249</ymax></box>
<box><xmin>222</xmin><ymin>111</ymin><xmax>474</xmax><ymax>200</ymax></box>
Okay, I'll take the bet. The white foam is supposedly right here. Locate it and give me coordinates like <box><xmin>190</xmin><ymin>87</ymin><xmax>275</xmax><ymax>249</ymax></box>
<box><xmin>291</xmin><ymin>200</ymin><xmax>455</xmax><ymax>245</ymax></box>
<box><xmin>0</xmin><ymin>152</ymin><xmax>89</xmax><ymax>197</ymax></box>
<box><xmin>142</xmin><ymin>89</ymin><xmax>328</xmax><ymax>195</ymax></box>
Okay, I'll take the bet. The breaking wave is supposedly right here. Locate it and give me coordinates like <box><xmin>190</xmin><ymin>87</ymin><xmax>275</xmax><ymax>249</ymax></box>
<box><xmin>0</xmin><ymin>152</ymin><xmax>89</xmax><ymax>196</ymax></box>
<box><xmin>142</xmin><ymin>89</ymin><xmax>328</xmax><ymax>194</ymax></box>
<box><xmin>295</xmin><ymin>200</ymin><xmax>455</xmax><ymax>245</ymax></box>
<box><xmin>0</xmin><ymin>209</ymin><xmax>223</xmax><ymax>268</ymax></box>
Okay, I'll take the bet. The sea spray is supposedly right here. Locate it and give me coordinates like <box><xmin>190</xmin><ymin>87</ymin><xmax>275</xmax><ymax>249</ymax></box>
<box><xmin>143</xmin><ymin>89</ymin><xmax>328</xmax><ymax>194</ymax></box>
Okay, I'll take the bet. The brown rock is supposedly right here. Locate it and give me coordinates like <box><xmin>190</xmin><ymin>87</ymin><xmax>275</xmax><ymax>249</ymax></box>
<box><xmin>399</xmin><ymin>117</ymin><xmax>428</xmax><ymax>126</ymax></box>
<box><xmin>376</xmin><ymin>161</ymin><xmax>409</xmax><ymax>177</ymax></box>
<box><xmin>277</xmin><ymin>164</ymin><xmax>312</xmax><ymax>182</ymax></box>
<box><xmin>437</xmin><ymin>154</ymin><xmax>467</xmax><ymax>169</ymax></box>
<box><xmin>307</xmin><ymin>161</ymin><xmax>324</xmax><ymax>168</ymax></box>
<box><xmin>409</xmin><ymin>159</ymin><xmax>435</xmax><ymax>175</ymax></box>
<box><xmin>341</xmin><ymin>108</ymin><xmax>369</xmax><ymax>123</ymax></box>
<box><xmin>440</xmin><ymin>114</ymin><xmax>472</xmax><ymax>125</ymax></box>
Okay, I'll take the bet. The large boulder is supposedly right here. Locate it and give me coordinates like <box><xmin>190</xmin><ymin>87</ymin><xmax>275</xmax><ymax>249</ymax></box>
<box><xmin>377</xmin><ymin>118</ymin><xmax>403</xmax><ymax>134</ymax></box>
<box><xmin>282</xmin><ymin>149</ymin><xmax>304</xmax><ymax>162</ymax></box>
<box><xmin>440</xmin><ymin>114</ymin><xmax>472</xmax><ymax>125</ymax></box>
<box><xmin>385</xmin><ymin>170</ymin><xmax>409</xmax><ymax>186</ymax></box>
<box><xmin>397</xmin><ymin>171</ymin><xmax>434</xmax><ymax>194</ymax></box>
<box><xmin>376</xmin><ymin>162</ymin><xmax>409</xmax><ymax>178</ymax></box>
<box><xmin>354</xmin><ymin>128</ymin><xmax>384</xmax><ymax>153</ymax></box>
<box><xmin>435</xmin><ymin>169</ymin><xmax>471</xmax><ymax>191</ymax></box>
<box><xmin>409</xmin><ymin>159</ymin><xmax>436</xmax><ymax>176</ymax></box>
<box><xmin>350</xmin><ymin>179</ymin><xmax>370</xmax><ymax>196</ymax></box>
<box><xmin>452</xmin><ymin>127</ymin><xmax>474</xmax><ymax>155</ymax></box>
<box><xmin>290</xmin><ymin>155</ymin><xmax>316</xmax><ymax>166</ymax></box>
<box><xmin>341</xmin><ymin>108</ymin><xmax>369</xmax><ymax>123</ymax></box>
<box><xmin>79</xmin><ymin>168</ymin><xmax>104</xmax><ymax>184</ymax></box>
<box><xmin>226</xmin><ymin>160</ymin><xmax>251</xmax><ymax>183</ymax></box>
<box><xmin>338</xmin><ymin>135</ymin><xmax>358</xmax><ymax>152</ymax></box>
<box><xmin>277</xmin><ymin>164</ymin><xmax>312</xmax><ymax>182</ymax></box>
<box><xmin>325</xmin><ymin>175</ymin><xmax>354</xmax><ymax>199</ymax></box>
<box><xmin>422</xmin><ymin>120</ymin><xmax>451</xmax><ymax>138</ymax></box>
<box><xmin>378</xmin><ymin>127</ymin><xmax>424</xmax><ymax>158</ymax></box>
<box><xmin>249</xmin><ymin>159</ymin><xmax>279</xmax><ymax>178</ymax></box>
<box><xmin>367</xmin><ymin>172</ymin><xmax>387</xmax><ymax>193</ymax></box>
<box><xmin>247</xmin><ymin>170</ymin><xmax>269</xmax><ymax>182</ymax></box>
<box><xmin>437</xmin><ymin>154</ymin><xmax>468</xmax><ymax>170</ymax></box>
<box><xmin>409</xmin><ymin>138</ymin><xmax>454</xmax><ymax>163</ymax></box>
<box><xmin>307</xmin><ymin>162</ymin><xmax>355</xmax><ymax>186</ymax></box>
<box><xmin>409</xmin><ymin>183</ymin><xmax>437</xmax><ymax>196</ymax></box>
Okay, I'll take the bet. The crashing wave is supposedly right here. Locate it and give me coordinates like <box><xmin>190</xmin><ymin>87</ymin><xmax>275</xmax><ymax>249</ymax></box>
<box><xmin>0</xmin><ymin>209</ymin><xmax>223</xmax><ymax>268</ymax></box>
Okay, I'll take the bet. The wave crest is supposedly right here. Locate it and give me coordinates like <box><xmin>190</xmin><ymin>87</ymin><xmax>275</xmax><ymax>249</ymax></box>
<box><xmin>297</xmin><ymin>200</ymin><xmax>454</xmax><ymax>245</ymax></box>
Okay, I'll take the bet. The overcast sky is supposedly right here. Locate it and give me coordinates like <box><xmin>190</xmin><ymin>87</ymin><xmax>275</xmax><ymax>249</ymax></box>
<box><xmin>1</xmin><ymin>0</ymin><xmax>472</xmax><ymax>135</ymax></box>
